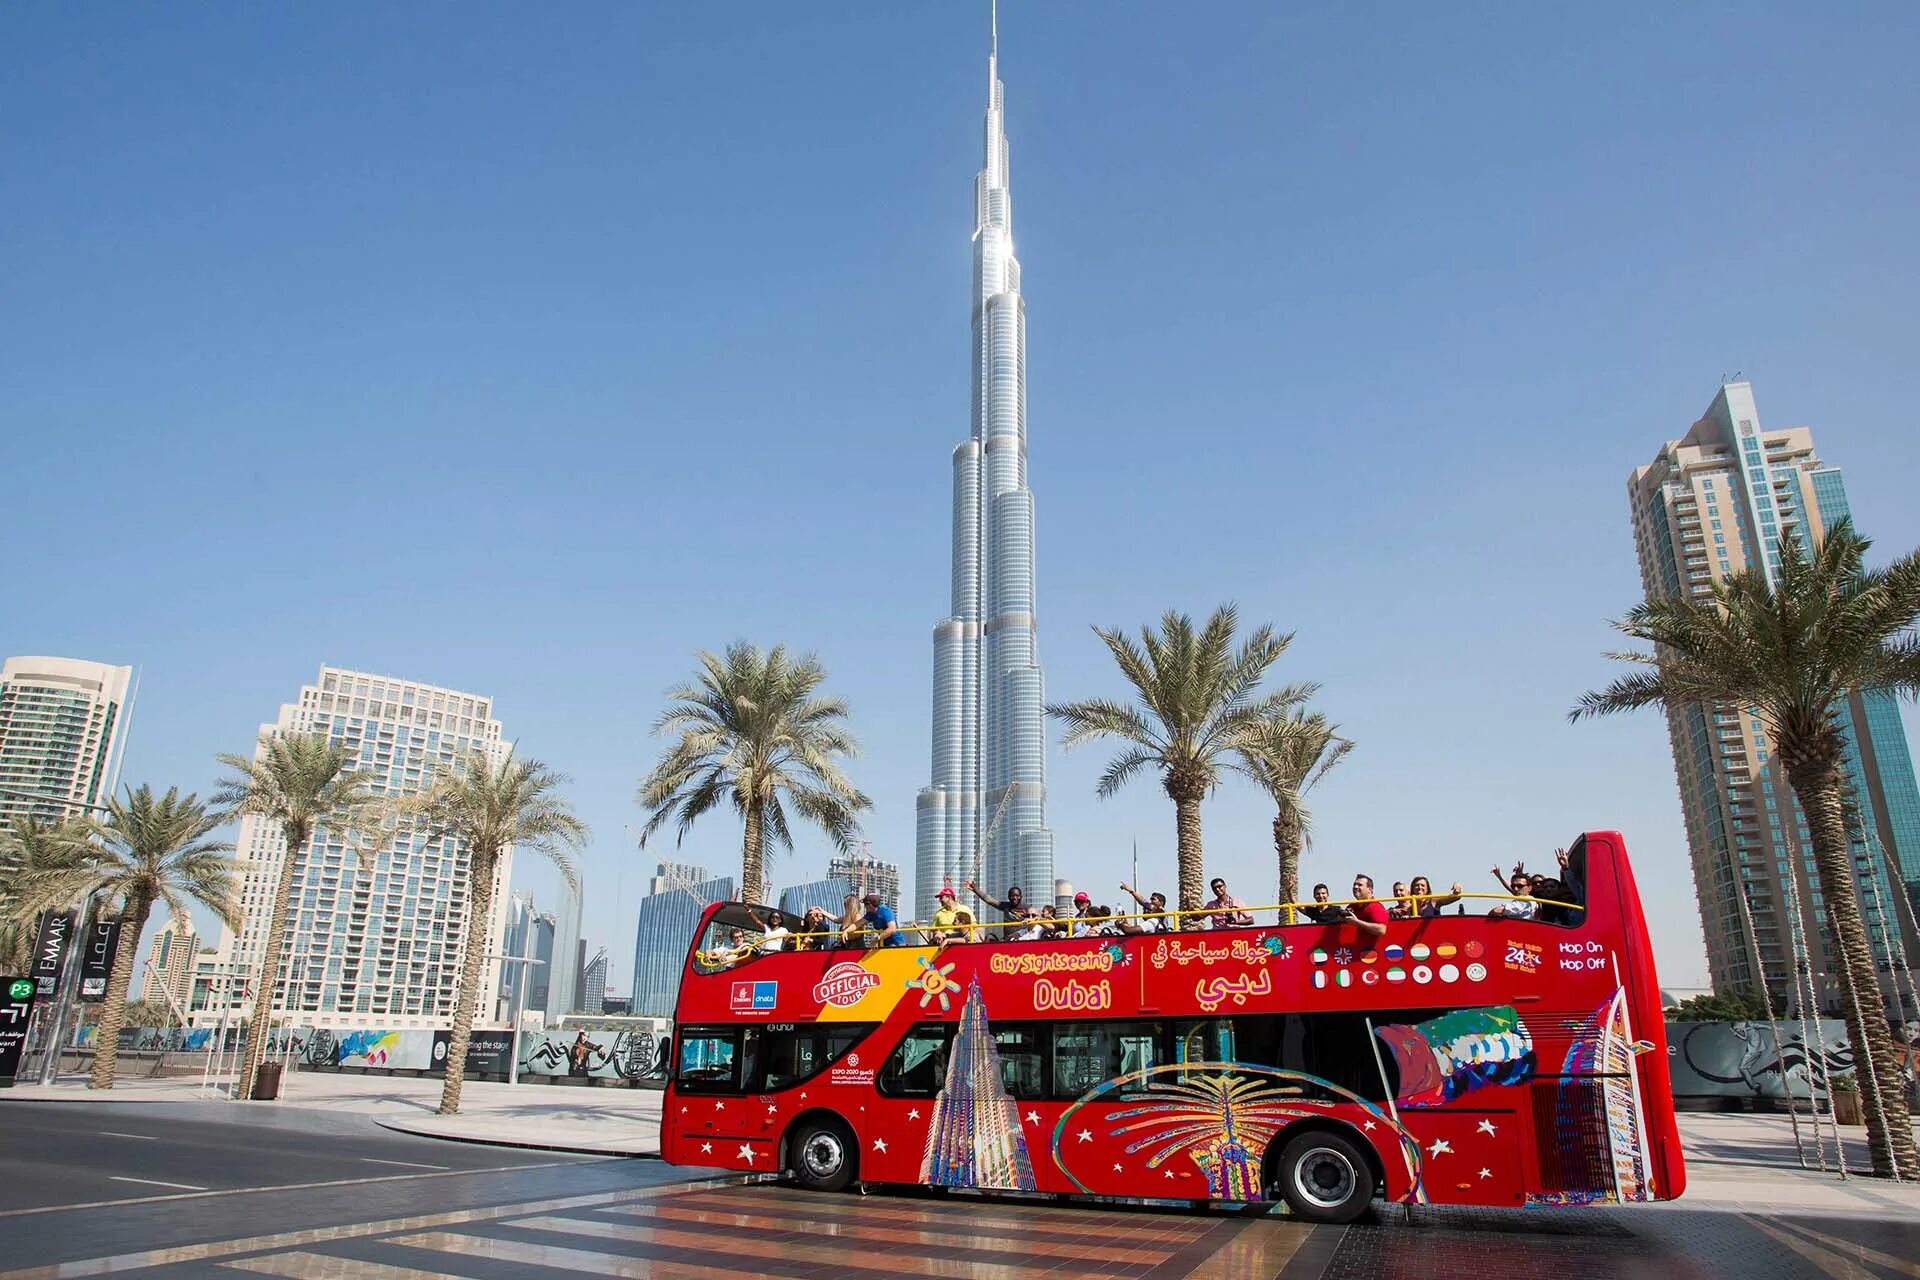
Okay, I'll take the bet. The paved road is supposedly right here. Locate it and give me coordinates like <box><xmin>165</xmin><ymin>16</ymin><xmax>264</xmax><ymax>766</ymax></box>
<box><xmin>3</xmin><ymin>1104</ymin><xmax>1916</xmax><ymax>1279</ymax></box>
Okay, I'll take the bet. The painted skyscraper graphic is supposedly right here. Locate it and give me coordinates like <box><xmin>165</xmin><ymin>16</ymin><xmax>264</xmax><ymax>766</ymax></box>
<box><xmin>916</xmin><ymin>10</ymin><xmax>1054</xmax><ymax>918</ymax></box>
<box><xmin>919</xmin><ymin>979</ymin><xmax>1037</xmax><ymax>1190</ymax></box>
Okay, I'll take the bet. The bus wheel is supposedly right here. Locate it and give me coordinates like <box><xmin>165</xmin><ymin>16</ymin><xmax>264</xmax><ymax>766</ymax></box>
<box><xmin>790</xmin><ymin>1119</ymin><xmax>856</xmax><ymax>1193</ymax></box>
<box><xmin>1272</xmin><ymin>1130</ymin><xmax>1374</xmax><ymax>1224</ymax></box>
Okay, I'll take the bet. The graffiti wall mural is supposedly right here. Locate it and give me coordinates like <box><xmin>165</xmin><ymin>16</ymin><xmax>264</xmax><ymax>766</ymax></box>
<box><xmin>518</xmin><ymin>1027</ymin><xmax>668</xmax><ymax>1081</ymax></box>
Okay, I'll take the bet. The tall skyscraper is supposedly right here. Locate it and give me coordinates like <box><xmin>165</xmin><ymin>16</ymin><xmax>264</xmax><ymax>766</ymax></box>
<box><xmin>139</xmin><ymin>915</ymin><xmax>198</xmax><ymax>1011</ymax></box>
<box><xmin>207</xmin><ymin>666</ymin><xmax>514</xmax><ymax>1029</ymax></box>
<box><xmin>916</xmin><ymin>17</ymin><xmax>1054</xmax><ymax>920</ymax></box>
<box><xmin>630</xmin><ymin>862</ymin><xmax>734</xmax><ymax>1018</ymax></box>
<box><xmin>1629</xmin><ymin>383</ymin><xmax>1920</xmax><ymax>1019</ymax></box>
<box><xmin>0</xmin><ymin>655</ymin><xmax>133</xmax><ymax>823</ymax></box>
<box><xmin>580</xmin><ymin>948</ymin><xmax>608</xmax><ymax>1015</ymax></box>
<box><xmin>550</xmin><ymin>882</ymin><xmax>583</xmax><ymax>1016</ymax></box>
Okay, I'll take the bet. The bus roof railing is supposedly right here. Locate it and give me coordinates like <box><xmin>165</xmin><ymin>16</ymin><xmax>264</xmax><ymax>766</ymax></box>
<box><xmin>692</xmin><ymin>889</ymin><xmax>1586</xmax><ymax>962</ymax></box>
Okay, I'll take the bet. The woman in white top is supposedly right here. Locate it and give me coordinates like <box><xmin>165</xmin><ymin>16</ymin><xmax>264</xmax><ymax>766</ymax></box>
<box><xmin>748</xmin><ymin>907</ymin><xmax>792</xmax><ymax>951</ymax></box>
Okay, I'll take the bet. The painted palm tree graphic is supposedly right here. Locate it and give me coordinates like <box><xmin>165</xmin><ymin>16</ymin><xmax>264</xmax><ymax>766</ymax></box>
<box><xmin>1058</xmin><ymin>1064</ymin><xmax>1424</xmax><ymax>1202</ymax></box>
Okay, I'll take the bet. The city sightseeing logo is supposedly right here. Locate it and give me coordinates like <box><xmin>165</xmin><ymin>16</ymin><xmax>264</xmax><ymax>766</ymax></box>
<box><xmin>813</xmin><ymin>962</ymin><xmax>880</xmax><ymax>1008</ymax></box>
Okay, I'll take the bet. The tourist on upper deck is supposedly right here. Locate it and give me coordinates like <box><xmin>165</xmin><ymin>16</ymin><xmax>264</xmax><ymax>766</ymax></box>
<box><xmin>746</xmin><ymin>907</ymin><xmax>791</xmax><ymax>952</ymax></box>
<box><xmin>859</xmin><ymin>891</ymin><xmax>904</xmax><ymax>945</ymax></box>
<box><xmin>1035</xmin><ymin>904</ymin><xmax>1070</xmax><ymax>940</ymax></box>
<box><xmin>1205</xmin><ymin>878</ymin><xmax>1254</xmax><ymax>929</ymax></box>
<box><xmin>1488</xmin><ymin>866</ymin><xmax>1537</xmax><ymax>919</ymax></box>
<box><xmin>925</xmin><ymin>887</ymin><xmax>970</xmax><ymax>945</ymax></box>
<box><xmin>1530</xmin><ymin>875</ymin><xmax>1581</xmax><ymax>926</ymax></box>
<box><xmin>1387</xmin><ymin>881</ymin><xmax>1415</xmax><ymax>920</ymax></box>
<box><xmin>1300</xmin><ymin>883</ymin><xmax>1348</xmax><ymax>925</ymax></box>
<box><xmin>1091</xmin><ymin>904</ymin><xmax>1123</xmax><ymax>937</ymax></box>
<box><xmin>1408</xmin><ymin>875</ymin><xmax>1464</xmax><ymax>918</ymax></box>
<box><xmin>1345</xmin><ymin>875</ymin><xmax>1390</xmax><ymax>938</ymax></box>
<box><xmin>964</xmin><ymin>880</ymin><xmax>1034</xmax><ymax>935</ymax></box>
<box><xmin>1069</xmin><ymin>891</ymin><xmax>1098</xmax><ymax>938</ymax></box>
<box><xmin>1118</xmin><ymin>882</ymin><xmax>1169</xmax><ymax>933</ymax></box>
<box><xmin>792</xmin><ymin>904</ymin><xmax>838</xmax><ymax>950</ymax></box>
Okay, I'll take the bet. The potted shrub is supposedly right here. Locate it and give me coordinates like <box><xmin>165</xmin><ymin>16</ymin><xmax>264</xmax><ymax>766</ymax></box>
<box><xmin>1829</xmin><ymin>1074</ymin><xmax>1862</xmax><ymax>1126</ymax></box>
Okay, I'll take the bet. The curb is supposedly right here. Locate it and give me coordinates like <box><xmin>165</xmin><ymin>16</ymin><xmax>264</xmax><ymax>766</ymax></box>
<box><xmin>372</xmin><ymin>1117</ymin><xmax>661</xmax><ymax>1160</ymax></box>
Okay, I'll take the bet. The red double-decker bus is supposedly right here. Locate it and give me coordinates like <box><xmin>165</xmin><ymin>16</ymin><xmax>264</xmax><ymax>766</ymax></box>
<box><xmin>660</xmin><ymin>832</ymin><xmax>1685</xmax><ymax>1222</ymax></box>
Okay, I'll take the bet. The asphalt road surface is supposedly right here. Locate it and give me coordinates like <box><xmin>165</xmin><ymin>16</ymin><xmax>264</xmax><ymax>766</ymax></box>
<box><xmin>2</xmin><ymin>1103</ymin><xmax>1915</xmax><ymax>1279</ymax></box>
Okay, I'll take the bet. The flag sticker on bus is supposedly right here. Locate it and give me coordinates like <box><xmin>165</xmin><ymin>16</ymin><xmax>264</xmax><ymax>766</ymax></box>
<box><xmin>1311</xmin><ymin>947</ymin><xmax>1329</xmax><ymax>964</ymax></box>
<box><xmin>730</xmin><ymin>980</ymin><xmax>777</xmax><ymax>1012</ymax></box>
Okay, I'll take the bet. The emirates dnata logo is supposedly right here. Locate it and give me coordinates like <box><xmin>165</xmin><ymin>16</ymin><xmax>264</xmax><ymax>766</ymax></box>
<box><xmin>813</xmin><ymin>962</ymin><xmax>879</xmax><ymax>1007</ymax></box>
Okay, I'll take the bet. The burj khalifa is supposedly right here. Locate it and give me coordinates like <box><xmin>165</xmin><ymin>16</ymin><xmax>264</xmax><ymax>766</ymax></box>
<box><xmin>915</xmin><ymin>10</ymin><xmax>1054</xmax><ymax>919</ymax></box>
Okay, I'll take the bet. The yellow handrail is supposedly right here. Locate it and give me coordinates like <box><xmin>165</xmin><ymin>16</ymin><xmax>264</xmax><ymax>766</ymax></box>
<box><xmin>695</xmin><ymin>888</ymin><xmax>1582</xmax><ymax>963</ymax></box>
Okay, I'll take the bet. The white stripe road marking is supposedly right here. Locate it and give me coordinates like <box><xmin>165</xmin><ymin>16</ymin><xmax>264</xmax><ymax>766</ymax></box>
<box><xmin>109</xmin><ymin>1175</ymin><xmax>208</xmax><ymax>1191</ymax></box>
<box><xmin>96</xmin><ymin>1131</ymin><xmax>157</xmax><ymax>1141</ymax></box>
<box><xmin>360</xmin><ymin>1158</ymin><xmax>449</xmax><ymax>1171</ymax></box>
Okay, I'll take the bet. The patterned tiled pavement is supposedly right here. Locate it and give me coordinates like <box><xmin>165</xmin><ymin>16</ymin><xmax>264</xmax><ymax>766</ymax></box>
<box><xmin>7</xmin><ymin>1177</ymin><xmax>1920</xmax><ymax>1280</ymax></box>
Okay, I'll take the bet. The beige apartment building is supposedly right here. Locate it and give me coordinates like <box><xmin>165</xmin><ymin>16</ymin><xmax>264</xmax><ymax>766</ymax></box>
<box><xmin>1629</xmin><ymin>383</ymin><xmax>1920</xmax><ymax>1020</ymax></box>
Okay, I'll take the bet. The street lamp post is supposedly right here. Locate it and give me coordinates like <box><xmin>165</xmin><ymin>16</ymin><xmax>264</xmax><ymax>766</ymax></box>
<box><xmin>483</xmin><ymin>951</ymin><xmax>544</xmax><ymax>1087</ymax></box>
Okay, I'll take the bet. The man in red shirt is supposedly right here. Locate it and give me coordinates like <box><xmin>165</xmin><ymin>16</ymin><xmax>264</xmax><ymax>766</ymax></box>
<box><xmin>1346</xmin><ymin>874</ymin><xmax>1390</xmax><ymax>938</ymax></box>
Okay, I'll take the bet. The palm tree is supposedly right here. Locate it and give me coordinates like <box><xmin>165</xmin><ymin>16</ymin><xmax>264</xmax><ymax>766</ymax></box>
<box><xmin>213</xmin><ymin>732</ymin><xmax>377</xmax><ymax>1102</ymax></box>
<box><xmin>1048</xmin><ymin>605</ymin><xmax>1306</xmax><ymax>915</ymax></box>
<box><xmin>408</xmin><ymin>749</ymin><xmax>587</xmax><ymax>1115</ymax></box>
<box><xmin>639</xmin><ymin>643</ymin><xmax>871</xmax><ymax>904</ymax></box>
<box><xmin>12</xmin><ymin>788</ymin><xmax>237</xmax><ymax>1090</ymax></box>
<box><xmin>1235</xmin><ymin>712</ymin><xmax>1352</xmax><ymax>920</ymax></box>
<box><xmin>1573</xmin><ymin>522</ymin><xmax>1920</xmax><ymax>1179</ymax></box>
<box><xmin>0</xmin><ymin>816</ymin><xmax>96</xmax><ymax>973</ymax></box>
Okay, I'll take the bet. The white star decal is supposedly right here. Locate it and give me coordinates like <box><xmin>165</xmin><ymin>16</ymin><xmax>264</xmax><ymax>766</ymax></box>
<box><xmin>799</xmin><ymin>1091</ymin><xmax>808</xmax><ymax>1099</ymax></box>
<box><xmin>1362</xmin><ymin>1120</ymin><xmax>1377</xmax><ymax>1131</ymax></box>
<box><xmin>873</xmin><ymin>1137</ymin><xmax>888</xmax><ymax>1153</ymax></box>
<box><xmin>907</xmin><ymin>1107</ymin><xmax>922</xmax><ymax>1121</ymax></box>
<box><xmin>678</xmin><ymin>1105</ymin><xmax>687</xmax><ymax>1114</ymax></box>
<box><xmin>1478</xmin><ymin>1167</ymin><xmax>1493</xmax><ymax>1180</ymax></box>
<box><xmin>1113</xmin><ymin>1162</ymin><xmax>1123</xmax><ymax>1172</ymax></box>
<box><xmin>1076</xmin><ymin>1129</ymin><xmax>1093</xmax><ymax>1143</ymax></box>
<box><xmin>714</xmin><ymin>1100</ymin><xmax>725</xmax><ymax>1112</ymax></box>
<box><xmin>1427</xmin><ymin>1139</ymin><xmax>1452</xmax><ymax>1158</ymax></box>
<box><xmin>1164</xmin><ymin>1169</ymin><xmax>1176</xmax><ymax>1180</ymax></box>
<box><xmin>1024</xmin><ymin>1110</ymin><xmax>1039</xmax><ymax>1125</ymax></box>
<box><xmin>737</xmin><ymin>1143</ymin><xmax>756</xmax><ymax>1165</ymax></box>
<box><xmin>700</xmin><ymin>1142</ymin><xmax>712</xmax><ymax>1154</ymax></box>
<box><xmin>766</xmin><ymin>1103</ymin><xmax>778</xmax><ymax>1114</ymax></box>
<box><xmin>1476</xmin><ymin>1119</ymin><xmax>1497</xmax><ymax>1137</ymax></box>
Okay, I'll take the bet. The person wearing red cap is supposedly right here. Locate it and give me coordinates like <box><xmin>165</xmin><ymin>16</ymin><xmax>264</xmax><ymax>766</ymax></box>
<box><xmin>1069</xmin><ymin>891</ymin><xmax>1099</xmax><ymax>938</ymax></box>
<box><xmin>925</xmin><ymin>886</ymin><xmax>970</xmax><ymax>946</ymax></box>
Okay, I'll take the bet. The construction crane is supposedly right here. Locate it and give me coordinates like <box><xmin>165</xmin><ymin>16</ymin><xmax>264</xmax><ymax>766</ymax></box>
<box><xmin>971</xmin><ymin>780</ymin><xmax>1020</xmax><ymax>891</ymax></box>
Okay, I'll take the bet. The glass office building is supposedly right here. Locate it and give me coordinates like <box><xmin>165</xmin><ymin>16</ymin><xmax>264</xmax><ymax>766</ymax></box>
<box><xmin>1629</xmin><ymin>383</ymin><xmax>1920</xmax><ymax>1018</ymax></box>
<box><xmin>630</xmin><ymin>864</ymin><xmax>734</xmax><ymax>1018</ymax></box>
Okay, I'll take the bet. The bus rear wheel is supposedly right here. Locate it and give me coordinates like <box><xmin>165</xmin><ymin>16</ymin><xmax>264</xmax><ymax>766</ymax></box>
<box><xmin>1271</xmin><ymin>1129</ymin><xmax>1375</xmax><ymax>1224</ymax></box>
<box><xmin>789</xmin><ymin>1119</ymin><xmax>856</xmax><ymax>1193</ymax></box>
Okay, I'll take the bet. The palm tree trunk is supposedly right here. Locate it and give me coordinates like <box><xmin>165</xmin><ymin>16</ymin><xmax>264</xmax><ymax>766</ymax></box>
<box><xmin>88</xmin><ymin>893</ymin><xmax>152</xmax><ymax>1091</ymax></box>
<box><xmin>1274</xmin><ymin>812</ymin><xmax>1302</xmax><ymax>924</ymax></box>
<box><xmin>1174</xmin><ymin>794</ymin><xmax>1204</xmax><ymax>921</ymax></box>
<box><xmin>438</xmin><ymin>848</ymin><xmax>497</xmax><ymax>1116</ymax></box>
<box><xmin>1787</xmin><ymin>759</ymin><xmax>1920</xmax><ymax>1179</ymax></box>
<box><xmin>236</xmin><ymin>819</ymin><xmax>308</xmax><ymax>1102</ymax></box>
<box><xmin>742</xmin><ymin>803</ymin><xmax>764</xmax><ymax>905</ymax></box>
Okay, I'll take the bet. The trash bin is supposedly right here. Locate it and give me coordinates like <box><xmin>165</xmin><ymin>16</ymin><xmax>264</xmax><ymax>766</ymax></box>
<box><xmin>252</xmin><ymin>1062</ymin><xmax>283</xmax><ymax>1101</ymax></box>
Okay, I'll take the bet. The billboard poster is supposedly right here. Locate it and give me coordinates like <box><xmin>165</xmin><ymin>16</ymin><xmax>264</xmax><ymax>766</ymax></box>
<box><xmin>432</xmin><ymin>1030</ymin><xmax>515</xmax><ymax>1076</ymax></box>
<box><xmin>518</xmin><ymin>1026</ymin><xmax>668</xmax><ymax>1081</ymax></box>
<box><xmin>78</xmin><ymin>919</ymin><xmax>123</xmax><ymax>1001</ymax></box>
<box><xmin>0</xmin><ymin>978</ymin><xmax>36</xmax><ymax>1085</ymax></box>
<box><xmin>31</xmin><ymin>912</ymin><xmax>75</xmax><ymax>999</ymax></box>
<box><xmin>1666</xmin><ymin>1019</ymin><xmax>1857</xmax><ymax>1099</ymax></box>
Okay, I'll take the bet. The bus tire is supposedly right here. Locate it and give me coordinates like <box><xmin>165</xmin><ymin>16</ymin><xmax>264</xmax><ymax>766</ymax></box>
<box><xmin>1271</xmin><ymin>1129</ymin><xmax>1375</xmax><ymax>1224</ymax></box>
<box><xmin>789</xmin><ymin>1118</ymin><xmax>857</xmax><ymax>1193</ymax></box>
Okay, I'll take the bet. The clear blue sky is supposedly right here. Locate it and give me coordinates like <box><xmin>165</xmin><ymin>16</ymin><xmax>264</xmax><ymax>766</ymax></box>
<box><xmin>6</xmin><ymin>3</ymin><xmax>1918</xmax><ymax>995</ymax></box>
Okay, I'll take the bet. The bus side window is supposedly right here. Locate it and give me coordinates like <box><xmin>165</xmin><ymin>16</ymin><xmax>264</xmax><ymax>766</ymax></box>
<box><xmin>1051</xmin><ymin>1020</ymin><xmax>1165</xmax><ymax>1099</ymax></box>
<box><xmin>1173</xmin><ymin>1018</ymin><xmax>1235</xmax><ymax>1075</ymax></box>
<box><xmin>677</xmin><ymin>1026</ymin><xmax>741</xmax><ymax>1092</ymax></box>
<box><xmin>879</xmin><ymin>1024</ymin><xmax>952</xmax><ymax>1097</ymax></box>
<box><xmin>992</xmin><ymin>1025</ymin><xmax>1046</xmax><ymax>1100</ymax></box>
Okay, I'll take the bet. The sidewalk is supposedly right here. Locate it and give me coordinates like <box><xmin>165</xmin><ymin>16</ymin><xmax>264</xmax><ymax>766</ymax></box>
<box><xmin>2</xmin><ymin>1070</ymin><xmax>663</xmax><ymax>1157</ymax></box>
<box><xmin>1662</xmin><ymin>1110</ymin><xmax>1920</xmax><ymax>1218</ymax></box>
